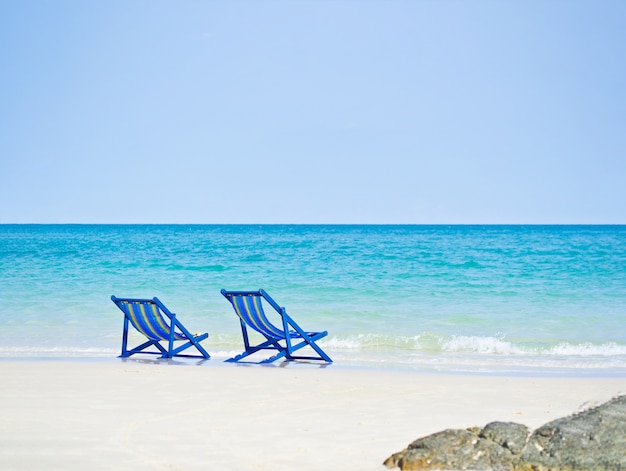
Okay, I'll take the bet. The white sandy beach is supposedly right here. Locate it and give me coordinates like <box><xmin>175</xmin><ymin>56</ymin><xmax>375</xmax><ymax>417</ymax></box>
<box><xmin>0</xmin><ymin>360</ymin><xmax>624</xmax><ymax>471</ymax></box>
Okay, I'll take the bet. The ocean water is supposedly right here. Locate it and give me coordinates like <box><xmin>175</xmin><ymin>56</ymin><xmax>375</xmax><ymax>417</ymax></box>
<box><xmin>1</xmin><ymin>224</ymin><xmax>625</xmax><ymax>375</ymax></box>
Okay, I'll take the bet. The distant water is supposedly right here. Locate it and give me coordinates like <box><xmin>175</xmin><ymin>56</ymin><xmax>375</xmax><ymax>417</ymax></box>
<box><xmin>1</xmin><ymin>224</ymin><xmax>625</xmax><ymax>375</ymax></box>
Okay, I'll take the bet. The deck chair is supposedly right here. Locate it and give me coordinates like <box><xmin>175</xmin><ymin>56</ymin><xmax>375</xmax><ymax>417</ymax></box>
<box><xmin>111</xmin><ymin>295</ymin><xmax>210</xmax><ymax>359</ymax></box>
<box><xmin>220</xmin><ymin>289</ymin><xmax>332</xmax><ymax>363</ymax></box>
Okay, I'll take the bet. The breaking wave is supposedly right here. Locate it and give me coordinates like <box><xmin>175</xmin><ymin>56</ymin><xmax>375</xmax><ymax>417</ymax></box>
<box><xmin>318</xmin><ymin>333</ymin><xmax>626</xmax><ymax>372</ymax></box>
<box><xmin>321</xmin><ymin>333</ymin><xmax>626</xmax><ymax>356</ymax></box>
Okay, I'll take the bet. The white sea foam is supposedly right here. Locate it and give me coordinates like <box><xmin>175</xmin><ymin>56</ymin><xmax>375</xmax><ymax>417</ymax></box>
<box><xmin>317</xmin><ymin>333</ymin><xmax>626</xmax><ymax>373</ymax></box>
<box><xmin>0</xmin><ymin>346</ymin><xmax>118</xmax><ymax>358</ymax></box>
<box><xmin>439</xmin><ymin>335</ymin><xmax>526</xmax><ymax>355</ymax></box>
<box><xmin>321</xmin><ymin>333</ymin><xmax>626</xmax><ymax>358</ymax></box>
<box><xmin>321</xmin><ymin>333</ymin><xmax>421</xmax><ymax>350</ymax></box>
<box><xmin>547</xmin><ymin>342</ymin><xmax>626</xmax><ymax>356</ymax></box>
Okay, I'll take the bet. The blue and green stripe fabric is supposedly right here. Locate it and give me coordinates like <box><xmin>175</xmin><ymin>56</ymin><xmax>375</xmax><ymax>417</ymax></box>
<box><xmin>121</xmin><ymin>300</ymin><xmax>186</xmax><ymax>341</ymax></box>
<box><xmin>230</xmin><ymin>294</ymin><xmax>286</xmax><ymax>339</ymax></box>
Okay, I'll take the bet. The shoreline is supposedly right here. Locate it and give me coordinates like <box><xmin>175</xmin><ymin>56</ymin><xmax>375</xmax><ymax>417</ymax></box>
<box><xmin>2</xmin><ymin>354</ymin><xmax>626</xmax><ymax>378</ymax></box>
<box><xmin>1</xmin><ymin>359</ymin><xmax>625</xmax><ymax>470</ymax></box>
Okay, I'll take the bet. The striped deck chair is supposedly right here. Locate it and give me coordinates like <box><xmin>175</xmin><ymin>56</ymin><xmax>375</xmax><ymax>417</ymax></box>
<box><xmin>221</xmin><ymin>289</ymin><xmax>332</xmax><ymax>363</ymax></box>
<box><xmin>111</xmin><ymin>296</ymin><xmax>210</xmax><ymax>359</ymax></box>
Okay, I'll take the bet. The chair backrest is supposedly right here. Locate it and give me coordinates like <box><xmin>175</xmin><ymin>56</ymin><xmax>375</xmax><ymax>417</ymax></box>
<box><xmin>226</xmin><ymin>292</ymin><xmax>286</xmax><ymax>340</ymax></box>
<box><xmin>116</xmin><ymin>299</ymin><xmax>186</xmax><ymax>341</ymax></box>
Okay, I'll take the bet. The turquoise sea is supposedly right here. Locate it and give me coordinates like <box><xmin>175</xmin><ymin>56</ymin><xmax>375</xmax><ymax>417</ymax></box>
<box><xmin>1</xmin><ymin>224</ymin><xmax>625</xmax><ymax>375</ymax></box>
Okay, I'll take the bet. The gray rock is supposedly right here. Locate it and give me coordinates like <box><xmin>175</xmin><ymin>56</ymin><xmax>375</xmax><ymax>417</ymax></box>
<box><xmin>522</xmin><ymin>395</ymin><xmax>626</xmax><ymax>470</ymax></box>
<box><xmin>383</xmin><ymin>426</ymin><xmax>530</xmax><ymax>471</ymax></box>
<box><xmin>384</xmin><ymin>395</ymin><xmax>626</xmax><ymax>471</ymax></box>
<box><xmin>480</xmin><ymin>422</ymin><xmax>531</xmax><ymax>456</ymax></box>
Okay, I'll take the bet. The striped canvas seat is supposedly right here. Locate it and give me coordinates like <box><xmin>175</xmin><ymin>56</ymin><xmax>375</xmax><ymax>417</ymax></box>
<box><xmin>229</xmin><ymin>294</ymin><xmax>299</xmax><ymax>340</ymax></box>
<box><xmin>221</xmin><ymin>289</ymin><xmax>332</xmax><ymax>363</ymax></box>
<box><xmin>111</xmin><ymin>296</ymin><xmax>210</xmax><ymax>359</ymax></box>
<box><xmin>121</xmin><ymin>300</ymin><xmax>187</xmax><ymax>341</ymax></box>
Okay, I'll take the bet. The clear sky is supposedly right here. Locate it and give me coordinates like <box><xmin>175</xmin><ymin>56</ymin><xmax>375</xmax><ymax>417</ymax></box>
<box><xmin>1</xmin><ymin>0</ymin><xmax>625</xmax><ymax>224</ymax></box>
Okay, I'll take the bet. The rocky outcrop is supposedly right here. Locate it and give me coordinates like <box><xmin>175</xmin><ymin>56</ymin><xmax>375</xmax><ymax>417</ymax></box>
<box><xmin>384</xmin><ymin>395</ymin><xmax>626</xmax><ymax>470</ymax></box>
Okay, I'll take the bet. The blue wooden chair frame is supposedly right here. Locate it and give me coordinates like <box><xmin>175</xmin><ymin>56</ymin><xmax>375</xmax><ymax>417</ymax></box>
<box><xmin>111</xmin><ymin>295</ymin><xmax>210</xmax><ymax>359</ymax></box>
<box><xmin>221</xmin><ymin>289</ymin><xmax>332</xmax><ymax>363</ymax></box>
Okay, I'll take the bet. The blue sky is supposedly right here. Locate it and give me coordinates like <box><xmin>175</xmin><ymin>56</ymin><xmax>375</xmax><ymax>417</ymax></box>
<box><xmin>1</xmin><ymin>0</ymin><xmax>625</xmax><ymax>224</ymax></box>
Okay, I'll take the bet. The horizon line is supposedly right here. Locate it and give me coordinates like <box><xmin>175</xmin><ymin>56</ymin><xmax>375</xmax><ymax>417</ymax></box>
<box><xmin>1</xmin><ymin>222</ymin><xmax>625</xmax><ymax>226</ymax></box>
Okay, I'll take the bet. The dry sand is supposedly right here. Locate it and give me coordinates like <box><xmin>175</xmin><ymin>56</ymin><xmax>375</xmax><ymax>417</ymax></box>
<box><xmin>0</xmin><ymin>360</ymin><xmax>624</xmax><ymax>471</ymax></box>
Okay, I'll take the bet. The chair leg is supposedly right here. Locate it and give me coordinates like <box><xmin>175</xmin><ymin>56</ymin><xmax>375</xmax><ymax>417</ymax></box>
<box><xmin>261</xmin><ymin>350</ymin><xmax>288</xmax><ymax>363</ymax></box>
<box><xmin>123</xmin><ymin>339</ymin><xmax>165</xmax><ymax>357</ymax></box>
<box><xmin>120</xmin><ymin>317</ymin><xmax>130</xmax><ymax>357</ymax></box>
<box><xmin>285</xmin><ymin>332</ymin><xmax>332</xmax><ymax>362</ymax></box>
<box><xmin>226</xmin><ymin>338</ymin><xmax>284</xmax><ymax>362</ymax></box>
<box><xmin>169</xmin><ymin>333</ymin><xmax>210</xmax><ymax>359</ymax></box>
